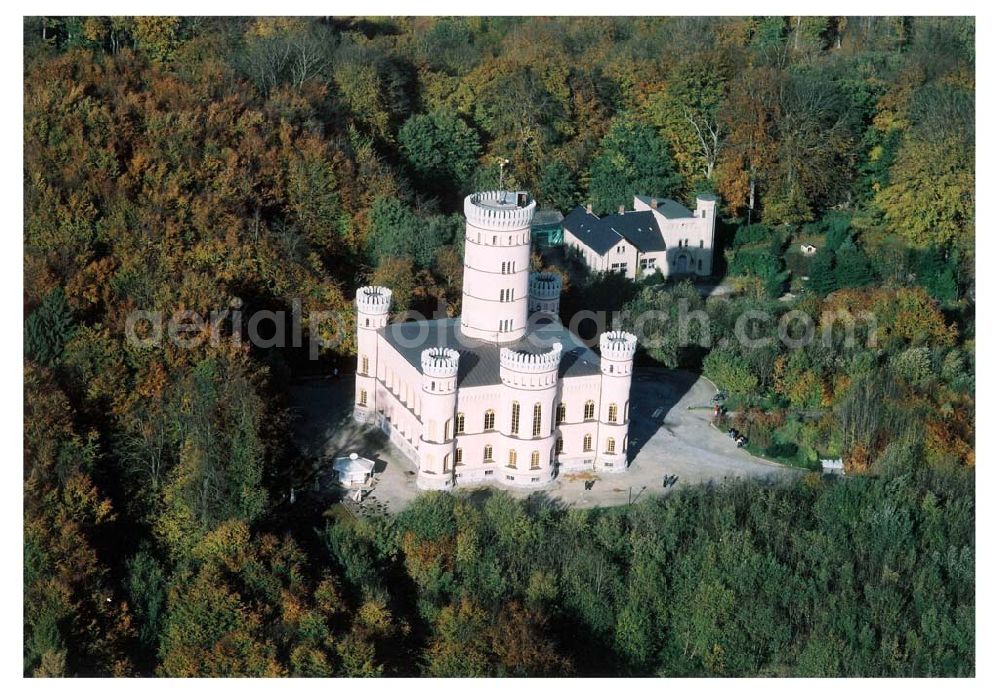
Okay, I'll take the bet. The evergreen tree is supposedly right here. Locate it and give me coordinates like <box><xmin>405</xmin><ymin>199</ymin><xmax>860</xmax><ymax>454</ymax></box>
<box><xmin>588</xmin><ymin>118</ymin><xmax>681</xmax><ymax>215</ymax></box>
<box><xmin>399</xmin><ymin>111</ymin><xmax>480</xmax><ymax>195</ymax></box>
<box><xmin>538</xmin><ymin>160</ymin><xmax>577</xmax><ymax>211</ymax></box>
<box><xmin>914</xmin><ymin>247</ymin><xmax>960</xmax><ymax>302</ymax></box>
<box><xmin>834</xmin><ymin>242</ymin><xmax>874</xmax><ymax>288</ymax></box>
<box><xmin>24</xmin><ymin>287</ymin><xmax>75</xmax><ymax>366</ymax></box>
<box><xmin>807</xmin><ymin>247</ymin><xmax>838</xmax><ymax>295</ymax></box>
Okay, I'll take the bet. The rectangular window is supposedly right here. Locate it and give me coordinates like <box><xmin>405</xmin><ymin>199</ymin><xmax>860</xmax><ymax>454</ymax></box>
<box><xmin>506</xmin><ymin>475</ymin><xmax>515</xmax><ymax>481</ymax></box>
<box><xmin>583</xmin><ymin>434</ymin><xmax>593</xmax><ymax>452</ymax></box>
<box><xmin>456</xmin><ymin>413</ymin><xmax>465</xmax><ymax>434</ymax></box>
<box><xmin>530</xmin><ymin>451</ymin><xmax>540</xmax><ymax>470</ymax></box>
<box><xmin>511</xmin><ymin>402</ymin><xmax>520</xmax><ymax>434</ymax></box>
<box><xmin>507</xmin><ymin>449</ymin><xmax>517</xmax><ymax>468</ymax></box>
<box><xmin>557</xmin><ymin>403</ymin><xmax>566</xmax><ymax>424</ymax></box>
<box><xmin>700</xmin><ymin>239</ymin><xmax>704</xmax><ymax>248</ymax></box>
<box><xmin>606</xmin><ymin>438</ymin><xmax>616</xmax><ymax>454</ymax></box>
<box><xmin>556</xmin><ymin>437</ymin><xmax>564</xmax><ymax>454</ymax></box>
<box><xmin>485</xmin><ymin>469</ymin><xmax>493</xmax><ymax>476</ymax></box>
<box><xmin>484</xmin><ymin>445</ymin><xmax>493</xmax><ymax>462</ymax></box>
<box><xmin>455</xmin><ymin>448</ymin><xmax>463</xmax><ymax>466</ymax></box>
<box><xmin>359</xmin><ymin>389</ymin><xmax>368</xmax><ymax>406</ymax></box>
<box><xmin>608</xmin><ymin>404</ymin><xmax>618</xmax><ymax>423</ymax></box>
<box><xmin>361</xmin><ymin>356</ymin><xmax>369</xmax><ymax>375</ymax></box>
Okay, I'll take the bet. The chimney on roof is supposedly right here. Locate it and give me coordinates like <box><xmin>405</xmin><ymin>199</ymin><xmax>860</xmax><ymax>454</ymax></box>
<box><xmin>651</xmin><ymin>197</ymin><xmax>658</xmax><ymax>208</ymax></box>
<box><xmin>586</xmin><ymin>203</ymin><xmax>593</xmax><ymax>214</ymax></box>
<box><xmin>618</xmin><ymin>205</ymin><xmax>625</xmax><ymax>215</ymax></box>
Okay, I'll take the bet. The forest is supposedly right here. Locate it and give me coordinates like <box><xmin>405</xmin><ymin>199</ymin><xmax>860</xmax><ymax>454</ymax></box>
<box><xmin>23</xmin><ymin>17</ymin><xmax>973</xmax><ymax>676</ymax></box>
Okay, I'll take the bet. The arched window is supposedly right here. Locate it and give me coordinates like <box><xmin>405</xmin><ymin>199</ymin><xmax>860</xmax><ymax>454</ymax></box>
<box><xmin>507</xmin><ymin>449</ymin><xmax>517</xmax><ymax>468</ymax></box>
<box><xmin>455</xmin><ymin>449</ymin><xmax>464</xmax><ymax>466</ymax></box>
<box><xmin>530</xmin><ymin>451</ymin><xmax>541</xmax><ymax>470</ymax></box>
<box><xmin>511</xmin><ymin>402</ymin><xmax>520</xmax><ymax>434</ymax></box>
<box><xmin>484</xmin><ymin>445</ymin><xmax>493</xmax><ymax>462</ymax></box>
<box><xmin>557</xmin><ymin>402</ymin><xmax>566</xmax><ymax>424</ymax></box>
<box><xmin>532</xmin><ymin>403</ymin><xmax>542</xmax><ymax>437</ymax></box>
<box><xmin>484</xmin><ymin>410</ymin><xmax>495</xmax><ymax>430</ymax></box>
<box><xmin>444</xmin><ymin>419</ymin><xmax>452</xmax><ymax>440</ymax></box>
<box><xmin>584</xmin><ymin>400</ymin><xmax>595</xmax><ymax>420</ymax></box>
<box><xmin>359</xmin><ymin>389</ymin><xmax>368</xmax><ymax>406</ymax></box>
<box><xmin>608</xmin><ymin>404</ymin><xmax>619</xmax><ymax>423</ymax></box>
<box><xmin>361</xmin><ymin>356</ymin><xmax>369</xmax><ymax>374</ymax></box>
<box><xmin>583</xmin><ymin>434</ymin><xmax>593</xmax><ymax>452</ymax></box>
<box><xmin>428</xmin><ymin>421</ymin><xmax>437</xmax><ymax>440</ymax></box>
<box><xmin>443</xmin><ymin>453</ymin><xmax>451</xmax><ymax>472</ymax></box>
<box><xmin>606</xmin><ymin>438</ymin><xmax>616</xmax><ymax>453</ymax></box>
<box><xmin>456</xmin><ymin>412</ymin><xmax>465</xmax><ymax>434</ymax></box>
<box><xmin>624</xmin><ymin>402</ymin><xmax>629</xmax><ymax>421</ymax></box>
<box><xmin>365</xmin><ymin>318</ymin><xmax>370</xmax><ymax>327</ymax></box>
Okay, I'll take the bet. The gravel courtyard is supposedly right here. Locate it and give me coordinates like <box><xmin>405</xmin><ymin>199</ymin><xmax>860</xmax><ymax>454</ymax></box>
<box><xmin>289</xmin><ymin>368</ymin><xmax>801</xmax><ymax>513</ymax></box>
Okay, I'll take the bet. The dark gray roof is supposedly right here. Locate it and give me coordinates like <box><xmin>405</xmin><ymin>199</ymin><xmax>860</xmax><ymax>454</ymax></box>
<box><xmin>380</xmin><ymin>317</ymin><xmax>601</xmax><ymax>387</ymax></box>
<box><xmin>608</xmin><ymin>210</ymin><xmax>664</xmax><ymax>252</ymax></box>
<box><xmin>635</xmin><ymin>195</ymin><xmax>694</xmax><ymax>219</ymax></box>
<box><xmin>563</xmin><ymin>205</ymin><xmax>667</xmax><ymax>254</ymax></box>
<box><xmin>562</xmin><ymin>205</ymin><xmax>622</xmax><ymax>255</ymax></box>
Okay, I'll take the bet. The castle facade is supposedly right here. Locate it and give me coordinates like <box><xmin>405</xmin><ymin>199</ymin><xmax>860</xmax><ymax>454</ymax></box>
<box><xmin>354</xmin><ymin>190</ymin><xmax>637</xmax><ymax>490</ymax></box>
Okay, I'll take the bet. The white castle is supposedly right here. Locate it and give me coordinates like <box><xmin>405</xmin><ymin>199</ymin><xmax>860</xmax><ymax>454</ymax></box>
<box><xmin>354</xmin><ymin>190</ymin><xmax>637</xmax><ymax>490</ymax></box>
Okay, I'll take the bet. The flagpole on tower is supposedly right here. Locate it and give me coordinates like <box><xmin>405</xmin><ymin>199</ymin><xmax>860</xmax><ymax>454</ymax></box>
<box><xmin>498</xmin><ymin>157</ymin><xmax>510</xmax><ymax>191</ymax></box>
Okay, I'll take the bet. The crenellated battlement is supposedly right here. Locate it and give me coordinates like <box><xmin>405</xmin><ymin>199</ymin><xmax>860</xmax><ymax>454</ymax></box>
<box><xmin>356</xmin><ymin>286</ymin><xmax>392</xmax><ymax>315</ymax></box>
<box><xmin>420</xmin><ymin>347</ymin><xmax>461</xmax><ymax>378</ymax></box>
<box><xmin>500</xmin><ymin>342</ymin><xmax>562</xmax><ymax>374</ymax></box>
<box><xmin>464</xmin><ymin>191</ymin><xmax>536</xmax><ymax>231</ymax></box>
<box><xmin>600</xmin><ymin>330</ymin><xmax>638</xmax><ymax>362</ymax></box>
<box><xmin>529</xmin><ymin>271</ymin><xmax>562</xmax><ymax>300</ymax></box>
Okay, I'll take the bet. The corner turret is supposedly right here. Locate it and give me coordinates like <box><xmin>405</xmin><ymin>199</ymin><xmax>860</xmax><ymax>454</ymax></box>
<box><xmin>416</xmin><ymin>347</ymin><xmax>461</xmax><ymax>490</ymax></box>
<box><xmin>596</xmin><ymin>330</ymin><xmax>637</xmax><ymax>471</ymax></box>
<box><xmin>354</xmin><ymin>286</ymin><xmax>392</xmax><ymax>423</ymax></box>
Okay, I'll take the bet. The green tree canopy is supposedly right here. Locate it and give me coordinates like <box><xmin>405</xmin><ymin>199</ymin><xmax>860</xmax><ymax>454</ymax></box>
<box><xmin>399</xmin><ymin>111</ymin><xmax>480</xmax><ymax>195</ymax></box>
<box><xmin>587</xmin><ymin>118</ymin><xmax>682</xmax><ymax>215</ymax></box>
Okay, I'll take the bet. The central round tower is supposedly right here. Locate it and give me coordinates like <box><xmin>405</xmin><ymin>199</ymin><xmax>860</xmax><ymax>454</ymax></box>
<box><xmin>460</xmin><ymin>191</ymin><xmax>536</xmax><ymax>343</ymax></box>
